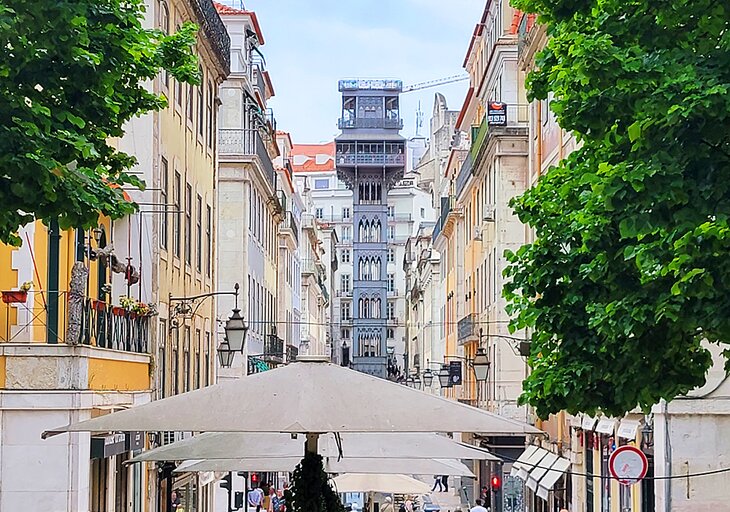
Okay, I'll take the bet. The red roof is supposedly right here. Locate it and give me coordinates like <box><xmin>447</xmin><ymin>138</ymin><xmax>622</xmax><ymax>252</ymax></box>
<box><xmin>291</xmin><ymin>142</ymin><xmax>336</xmax><ymax>173</ymax></box>
<box><xmin>213</xmin><ymin>2</ymin><xmax>265</xmax><ymax>45</ymax></box>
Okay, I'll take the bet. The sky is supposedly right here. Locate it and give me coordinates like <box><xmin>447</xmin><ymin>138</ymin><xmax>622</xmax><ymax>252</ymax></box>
<box><xmin>241</xmin><ymin>0</ymin><xmax>485</xmax><ymax>144</ymax></box>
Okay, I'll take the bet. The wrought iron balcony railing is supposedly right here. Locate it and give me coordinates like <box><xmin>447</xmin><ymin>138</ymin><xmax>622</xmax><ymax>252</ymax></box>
<box><xmin>218</xmin><ymin>129</ymin><xmax>277</xmax><ymax>191</ymax></box>
<box><xmin>336</xmin><ymin>153</ymin><xmax>406</xmax><ymax>166</ymax></box>
<box><xmin>457</xmin><ymin>313</ymin><xmax>479</xmax><ymax>344</ymax></box>
<box><xmin>286</xmin><ymin>344</ymin><xmax>299</xmax><ymax>363</ymax></box>
<box><xmin>338</xmin><ymin>118</ymin><xmax>404</xmax><ymax>130</ymax></box>
<box><xmin>263</xmin><ymin>334</ymin><xmax>284</xmax><ymax>363</ymax></box>
<box><xmin>192</xmin><ymin>0</ymin><xmax>231</xmax><ymax>73</ymax></box>
<box><xmin>80</xmin><ymin>299</ymin><xmax>150</xmax><ymax>353</ymax></box>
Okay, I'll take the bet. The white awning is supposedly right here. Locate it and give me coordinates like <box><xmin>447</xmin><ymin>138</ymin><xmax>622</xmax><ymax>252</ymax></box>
<box><xmin>509</xmin><ymin>445</ymin><xmax>539</xmax><ymax>478</ymax></box>
<box><xmin>536</xmin><ymin>457</ymin><xmax>571</xmax><ymax>500</ymax></box>
<box><xmin>526</xmin><ymin>452</ymin><xmax>558</xmax><ymax>491</ymax></box>
<box><xmin>581</xmin><ymin>416</ymin><xmax>597</xmax><ymax>430</ymax></box>
<box><xmin>513</xmin><ymin>446</ymin><xmax>549</xmax><ymax>481</ymax></box>
<box><xmin>617</xmin><ymin>420</ymin><xmax>640</xmax><ymax>440</ymax></box>
<box><xmin>595</xmin><ymin>418</ymin><xmax>617</xmax><ymax>435</ymax></box>
<box><xmin>331</xmin><ymin>473</ymin><xmax>431</xmax><ymax>494</ymax></box>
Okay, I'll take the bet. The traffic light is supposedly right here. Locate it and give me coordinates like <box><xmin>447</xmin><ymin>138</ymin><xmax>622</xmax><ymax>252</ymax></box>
<box><xmin>234</xmin><ymin>491</ymin><xmax>245</xmax><ymax>510</ymax></box>
<box><xmin>490</xmin><ymin>475</ymin><xmax>501</xmax><ymax>491</ymax></box>
<box><xmin>220</xmin><ymin>473</ymin><xmax>232</xmax><ymax>491</ymax></box>
<box><xmin>251</xmin><ymin>472</ymin><xmax>259</xmax><ymax>485</ymax></box>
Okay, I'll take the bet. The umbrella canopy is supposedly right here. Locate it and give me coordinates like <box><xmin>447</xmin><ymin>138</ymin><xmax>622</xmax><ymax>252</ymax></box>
<box><xmin>174</xmin><ymin>457</ymin><xmax>476</xmax><ymax>477</ymax></box>
<box><xmin>331</xmin><ymin>473</ymin><xmax>431</xmax><ymax>494</ymax></box>
<box><xmin>43</xmin><ymin>358</ymin><xmax>541</xmax><ymax>437</ymax></box>
<box><xmin>129</xmin><ymin>432</ymin><xmax>500</xmax><ymax>463</ymax></box>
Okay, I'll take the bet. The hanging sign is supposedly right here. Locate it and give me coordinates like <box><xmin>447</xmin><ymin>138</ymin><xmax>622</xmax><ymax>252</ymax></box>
<box><xmin>487</xmin><ymin>102</ymin><xmax>507</xmax><ymax>126</ymax></box>
<box><xmin>449</xmin><ymin>360</ymin><xmax>462</xmax><ymax>386</ymax></box>
<box><xmin>609</xmin><ymin>445</ymin><xmax>648</xmax><ymax>485</ymax></box>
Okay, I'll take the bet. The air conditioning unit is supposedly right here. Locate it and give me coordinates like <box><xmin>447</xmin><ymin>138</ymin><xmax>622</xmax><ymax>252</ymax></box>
<box><xmin>483</xmin><ymin>204</ymin><xmax>496</xmax><ymax>222</ymax></box>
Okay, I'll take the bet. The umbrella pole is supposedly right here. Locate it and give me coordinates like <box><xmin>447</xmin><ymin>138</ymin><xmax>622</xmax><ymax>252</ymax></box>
<box><xmin>306</xmin><ymin>433</ymin><xmax>319</xmax><ymax>454</ymax></box>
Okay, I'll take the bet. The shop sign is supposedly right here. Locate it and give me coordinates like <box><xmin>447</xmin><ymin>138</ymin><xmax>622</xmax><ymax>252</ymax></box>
<box><xmin>609</xmin><ymin>445</ymin><xmax>648</xmax><ymax>485</ymax></box>
<box><xmin>487</xmin><ymin>102</ymin><xmax>507</xmax><ymax>126</ymax></box>
<box><xmin>126</xmin><ymin>431</ymin><xmax>144</xmax><ymax>452</ymax></box>
<box><xmin>449</xmin><ymin>360</ymin><xmax>462</xmax><ymax>386</ymax></box>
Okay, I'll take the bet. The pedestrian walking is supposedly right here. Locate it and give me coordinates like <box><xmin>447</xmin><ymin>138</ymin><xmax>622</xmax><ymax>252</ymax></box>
<box><xmin>404</xmin><ymin>496</ymin><xmax>414</xmax><ymax>512</ymax></box>
<box><xmin>431</xmin><ymin>475</ymin><xmax>443</xmax><ymax>492</ymax></box>
<box><xmin>470</xmin><ymin>499</ymin><xmax>488</xmax><ymax>512</ymax></box>
<box><xmin>248</xmin><ymin>485</ymin><xmax>264</xmax><ymax>512</ymax></box>
<box><xmin>441</xmin><ymin>475</ymin><xmax>449</xmax><ymax>492</ymax></box>
<box><xmin>381</xmin><ymin>497</ymin><xmax>395</xmax><ymax>512</ymax></box>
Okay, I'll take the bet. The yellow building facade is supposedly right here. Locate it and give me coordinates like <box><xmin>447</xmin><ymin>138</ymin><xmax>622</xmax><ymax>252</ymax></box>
<box><xmin>0</xmin><ymin>1</ymin><xmax>229</xmax><ymax>511</ymax></box>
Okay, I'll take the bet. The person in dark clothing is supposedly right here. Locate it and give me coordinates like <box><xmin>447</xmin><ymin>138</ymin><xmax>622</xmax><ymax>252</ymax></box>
<box><xmin>431</xmin><ymin>475</ymin><xmax>443</xmax><ymax>492</ymax></box>
<box><xmin>441</xmin><ymin>475</ymin><xmax>449</xmax><ymax>492</ymax></box>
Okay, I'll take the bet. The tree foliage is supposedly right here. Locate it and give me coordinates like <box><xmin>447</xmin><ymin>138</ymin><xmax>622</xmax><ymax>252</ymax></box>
<box><xmin>0</xmin><ymin>0</ymin><xmax>200</xmax><ymax>245</ymax></box>
<box><xmin>285</xmin><ymin>452</ymin><xmax>345</xmax><ymax>512</ymax></box>
<box><xmin>505</xmin><ymin>0</ymin><xmax>730</xmax><ymax>418</ymax></box>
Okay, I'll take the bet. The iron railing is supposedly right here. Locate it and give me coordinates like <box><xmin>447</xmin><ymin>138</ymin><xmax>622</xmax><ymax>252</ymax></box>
<box><xmin>455</xmin><ymin>153</ymin><xmax>474</xmax><ymax>199</ymax></box>
<box><xmin>336</xmin><ymin>153</ymin><xmax>406</xmax><ymax>166</ymax></box>
<box><xmin>252</xmin><ymin>61</ymin><xmax>266</xmax><ymax>96</ymax></box>
<box><xmin>338</xmin><ymin>118</ymin><xmax>403</xmax><ymax>130</ymax></box>
<box><xmin>263</xmin><ymin>334</ymin><xmax>284</xmax><ymax>363</ymax></box>
<box><xmin>79</xmin><ymin>299</ymin><xmax>149</xmax><ymax>353</ymax></box>
<box><xmin>338</xmin><ymin>79</ymin><xmax>403</xmax><ymax>91</ymax></box>
<box><xmin>286</xmin><ymin>344</ymin><xmax>299</xmax><ymax>363</ymax></box>
<box><xmin>191</xmin><ymin>0</ymin><xmax>231</xmax><ymax>73</ymax></box>
<box><xmin>218</xmin><ymin>129</ymin><xmax>277</xmax><ymax>191</ymax></box>
<box><xmin>282</xmin><ymin>211</ymin><xmax>299</xmax><ymax>243</ymax></box>
<box><xmin>457</xmin><ymin>313</ymin><xmax>479</xmax><ymax>344</ymax></box>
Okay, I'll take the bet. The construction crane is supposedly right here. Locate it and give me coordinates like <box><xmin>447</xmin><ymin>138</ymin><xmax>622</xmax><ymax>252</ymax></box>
<box><xmin>401</xmin><ymin>74</ymin><xmax>469</xmax><ymax>93</ymax></box>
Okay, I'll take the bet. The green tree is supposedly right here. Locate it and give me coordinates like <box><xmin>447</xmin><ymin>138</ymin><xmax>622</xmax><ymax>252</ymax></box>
<box><xmin>285</xmin><ymin>452</ymin><xmax>345</xmax><ymax>512</ymax></box>
<box><xmin>0</xmin><ymin>0</ymin><xmax>200</xmax><ymax>245</ymax></box>
<box><xmin>505</xmin><ymin>0</ymin><xmax>730</xmax><ymax>418</ymax></box>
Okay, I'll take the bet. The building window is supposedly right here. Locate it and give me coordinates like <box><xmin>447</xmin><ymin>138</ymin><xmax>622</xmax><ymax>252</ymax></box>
<box><xmin>340</xmin><ymin>301</ymin><xmax>351</xmax><ymax>321</ymax></box>
<box><xmin>420</xmin><ymin>207</ymin><xmax>425</xmax><ymax>217</ymax></box>
<box><xmin>197</xmin><ymin>68</ymin><xmax>204</xmax><ymax>137</ymax></box>
<box><xmin>172</xmin><ymin>329</ymin><xmax>179</xmax><ymax>395</ymax></box>
<box><xmin>340</xmin><ymin>274</ymin><xmax>351</xmax><ymax>293</ymax></box>
<box><xmin>195</xmin><ymin>329</ymin><xmax>201</xmax><ymax>389</ymax></box>
<box><xmin>160</xmin><ymin>3</ymin><xmax>170</xmax><ymax>87</ymax></box>
<box><xmin>314</xmin><ymin>178</ymin><xmax>329</xmax><ymax>190</ymax></box>
<box><xmin>160</xmin><ymin>157</ymin><xmax>168</xmax><ymax>250</ymax></box>
<box><xmin>387</xmin><ymin>273</ymin><xmax>395</xmax><ymax>292</ymax></box>
<box><xmin>341</xmin><ymin>328</ymin><xmax>350</xmax><ymax>340</ymax></box>
<box><xmin>342</xmin><ymin>207</ymin><xmax>351</xmax><ymax>219</ymax></box>
<box><xmin>196</xmin><ymin>195</ymin><xmax>202</xmax><ymax>271</ymax></box>
<box><xmin>206</xmin><ymin>205</ymin><xmax>212</xmax><ymax>277</ymax></box>
<box><xmin>341</xmin><ymin>249</ymin><xmax>350</xmax><ymax>263</ymax></box>
<box><xmin>205</xmin><ymin>332</ymin><xmax>211</xmax><ymax>385</ymax></box>
<box><xmin>185</xmin><ymin>183</ymin><xmax>192</xmax><ymax>264</ymax></box>
<box><xmin>207</xmin><ymin>82</ymin><xmax>214</xmax><ymax>149</ymax></box>
<box><xmin>387</xmin><ymin>247</ymin><xmax>394</xmax><ymax>263</ymax></box>
<box><xmin>388</xmin><ymin>226</ymin><xmax>395</xmax><ymax>240</ymax></box>
<box><xmin>186</xmin><ymin>83</ymin><xmax>194</xmax><ymax>122</ymax></box>
<box><xmin>387</xmin><ymin>205</ymin><xmax>395</xmax><ymax>219</ymax></box>
<box><xmin>173</xmin><ymin>171</ymin><xmax>181</xmax><ymax>257</ymax></box>
<box><xmin>315</xmin><ymin>207</ymin><xmax>323</xmax><ymax>220</ymax></box>
<box><xmin>387</xmin><ymin>328</ymin><xmax>394</xmax><ymax>339</ymax></box>
<box><xmin>342</xmin><ymin>226</ymin><xmax>352</xmax><ymax>241</ymax></box>
<box><xmin>183</xmin><ymin>327</ymin><xmax>191</xmax><ymax>392</ymax></box>
<box><xmin>159</xmin><ymin>319</ymin><xmax>167</xmax><ymax>399</ymax></box>
<box><xmin>387</xmin><ymin>300</ymin><xmax>395</xmax><ymax>320</ymax></box>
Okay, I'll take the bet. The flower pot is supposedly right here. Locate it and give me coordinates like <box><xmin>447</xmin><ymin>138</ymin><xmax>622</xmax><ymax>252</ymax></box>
<box><xmin>2</xmin><ymin>290</ymin><xmax>28</xmax><ymax>304</ymax></box>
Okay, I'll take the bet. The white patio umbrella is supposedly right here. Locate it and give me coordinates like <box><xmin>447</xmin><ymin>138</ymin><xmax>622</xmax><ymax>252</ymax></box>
<box><xmin>129</xmin><ymin>432</ymin><xmax>500</xmax><ymax>463</ymax></box>
<box><xmin>43</xmin><ymin>357</ymin><xmax>541</xmax><ymax>439</ymax></box>
<box><xmin>173</xmin><ymin>457</ymin><xmax>476</xmax><ymax>477</ymax></box>
<box><xmin>331</xmin><ymin>473</ymin><xmax>431</xmax><ymax>494</ymax></box>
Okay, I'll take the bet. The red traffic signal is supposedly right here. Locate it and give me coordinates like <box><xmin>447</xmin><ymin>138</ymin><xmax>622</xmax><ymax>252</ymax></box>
<box><xmin>251</xmin><ymin>472</ymin><xmax>259</xmax><ymax>484</ymax></box>
<box><xmin>490</xmin><ymin>475</ymin><xmax>501</xmax><ymax>490</ymax></box>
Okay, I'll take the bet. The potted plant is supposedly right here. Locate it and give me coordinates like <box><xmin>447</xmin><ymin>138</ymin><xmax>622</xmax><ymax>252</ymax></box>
<box><xmin>1</xmin><ymin>281</ymin><xmax>32</xmax><ymax>304</ymax></box>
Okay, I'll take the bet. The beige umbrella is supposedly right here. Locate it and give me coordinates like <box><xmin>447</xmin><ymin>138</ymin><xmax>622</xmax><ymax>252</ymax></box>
<box><xmin>129</xmin><ymin>432</ymin><xmax>500</xmax><ymax>463</ymax></box>
<box><xmin>43</xmin><ymin>357</ymin><xmax>541</xmax><ymax>438</ymax></box>
<box><xmin>173</xmin><ymin>457</ymin><xmax>476</xmax><ymax>477</ymax></box>
<box><xmin>331</xmin><ymin>473</ymin><xmax>432</xmax><ymax>494</ymax></box>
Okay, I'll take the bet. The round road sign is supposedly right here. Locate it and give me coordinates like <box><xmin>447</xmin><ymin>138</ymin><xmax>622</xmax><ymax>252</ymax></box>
<box><xmin>609</xmin><ymin>445</ymin><xmax>648</xmax><ymax>485</ymax></box>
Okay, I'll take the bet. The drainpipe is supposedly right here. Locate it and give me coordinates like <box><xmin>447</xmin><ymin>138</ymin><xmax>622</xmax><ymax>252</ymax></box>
<box><xmin>47</xmin><ymin>219</ymin><xmax>61</xmax><ymax>344</ymax></box>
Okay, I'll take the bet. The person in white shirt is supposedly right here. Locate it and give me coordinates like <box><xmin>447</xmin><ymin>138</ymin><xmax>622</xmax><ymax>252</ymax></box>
<box><xmin>470</xmin><ymin>499</ymin><xmax>488</xmax><ymax>512</ymax></box>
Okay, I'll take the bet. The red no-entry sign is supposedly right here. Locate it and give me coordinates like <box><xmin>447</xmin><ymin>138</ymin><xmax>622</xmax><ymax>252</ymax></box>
<box><xmin>609</xmin><ymin>445</ymin><xmax>648</xmax><ymax>485</ymax></box>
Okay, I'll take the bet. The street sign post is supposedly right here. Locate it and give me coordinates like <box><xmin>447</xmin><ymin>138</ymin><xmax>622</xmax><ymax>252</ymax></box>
<box><xmin>609</xmin><ymin>445</ymin><xmax>648</xmax><ymax>485</ymax></box>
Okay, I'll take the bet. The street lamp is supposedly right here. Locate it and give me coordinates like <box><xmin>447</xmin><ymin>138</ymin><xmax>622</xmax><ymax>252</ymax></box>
<box><xmin>217</xmin><ymin>340</ymin><xmax>235</xmax><ymax>368</ymax></box>
<box><xmin>422</xmin><ymin>368</ymin><xmax>434</xmax><ymax>387</ymax></box>
<box><xmin>413</xmin><ymin>375</ymin><xmax>422</xmax><ymax>390</ymax></box>
<box><xmin>472</xmin><ymin>347</ymin><xmax>491</xmax><ymax>382</ymax></box>
<box><xmin>224</xmin><ymin>307</ymin><xmax>248</xmax><ymax>352</ymax></box>
<box><xmin>406</xmin><ymin>376</ymin><xmax>415</xmax><ymax>388</ymax></box>
<box><xmin>438</xmin><ymin>364</ymin><xmax>452</xmax><ymax>388</ymax></box>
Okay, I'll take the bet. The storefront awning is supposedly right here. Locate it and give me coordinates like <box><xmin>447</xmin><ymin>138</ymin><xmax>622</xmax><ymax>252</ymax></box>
<box><xmin>617</xmin><ymin>419</ymin><xmax>640</xmax><ymax>440</ymax></box>
<box><xmin>511</xmin><ymin>446</ymin><xmax>572</xmax><ymax>501</ymax></box>
<box><xmin>595</xmin><ymin>418</ymin><xmax>617</xmax><ymax>435</ymax></box>
<box><xmin>581</xmin><ymin>415</ymin><xmax>598</xmax><ymax>430</ymax></box>
<box><xmin>510</xmin><ymin>445</ymin><xmax>548</xmax><ymax>481</ymax></box>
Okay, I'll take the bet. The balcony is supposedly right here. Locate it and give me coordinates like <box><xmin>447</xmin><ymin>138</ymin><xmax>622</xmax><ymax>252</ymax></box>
<box><xmin>218</xmin><ymin>128</ymin><xmax>277</xmax><ymax>192</ymax></box>
<box><xmin>338</xmin><ymin>118</ymin><xmax>404</xmax><ymax>130</ymax></box>
<box><xmin>336</xmin><ymin>290</ymin><xmax>352</xmax><ymax>298</ymax></box>
<box><xmin>286</xmin><ymin>344</ymin><xmax>299</xmax><ymax>363</ymax></box>
<box><xmin>457</xmin><ymin>313</ymin><xmax>479</xmax><ymax>345</ymax></box>
<box><xmin>301</xmin><ymin>213</ymin><xmax>316</xmax><ymax>230</ymax></box>
<box><xmin>338</xmin><ymin>79</ymin><xmax>403</xmax><ymax>91</ymax></box>
<box><xmin>518</xmin><ymin>13</ymin><xmax>539</xmax><ymax>64</ymax></box>
<box><xmin>263</xmin><ymin>333</ymin><xmax>284</xmax><ymax>364</ymax></box>
<box><xmin>252</xmin><ymin>60</ymin><xmax>266</xmax><ymax>97</ymax></box>
<box><xmin>191</xmin><ymin>0</ymin><xmax>231</xmax><ymax>73</ymax></box>
<box><xmin>387</xmin><ymin>288</ymin><xmax>399</xmax><ymax>297</ymax></box>
<box><xmin>432</xmin><ymin>218</ymin><xmax>442</xmax><ymax>241</ymax></box>
<box><xmin>455</xmin><ymin>153</ymin><xmax>474</xmax><ymax>199</ymax></box>
<box><xmin>336</xmin><ymin>152</ymin><xmax>405</xmax><ymax>166</ymax></box>
<box><xmin>279</xmin><ymin>210</ymin><xmax>299</xmax><ymax>244</ymax></box>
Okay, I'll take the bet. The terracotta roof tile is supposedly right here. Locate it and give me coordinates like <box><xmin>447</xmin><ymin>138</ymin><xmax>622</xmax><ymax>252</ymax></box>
<box><xmin>291</xmin><ymin>142</ymin><xmax>336</xmax><ymax>173</ymax></box>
